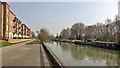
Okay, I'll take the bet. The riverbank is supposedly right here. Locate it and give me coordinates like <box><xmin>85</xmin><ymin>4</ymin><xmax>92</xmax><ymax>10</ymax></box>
<box><xmin>46</xmin><ymin>42</ymin><xmax>120</xmax><ymax>66</ymax></box>
<box><xmin>55</xmin><ymin>39</ymin><xmax>120</xmax><ymax>50</ymax></box>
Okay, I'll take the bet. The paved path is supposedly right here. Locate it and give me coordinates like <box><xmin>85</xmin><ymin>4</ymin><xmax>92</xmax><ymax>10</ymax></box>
<box><xmin>0</xmin><ymin>40</ymin><xmax>51</xmax><ymax>68</ymax></box>
<box><xmin>0</xmin><ymin>42</ymin><xmax>50</xmax><ymax>68</ymax></box>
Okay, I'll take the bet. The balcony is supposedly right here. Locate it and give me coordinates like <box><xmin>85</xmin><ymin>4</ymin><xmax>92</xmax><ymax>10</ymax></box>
<box><xmin>13</xmin><ymin>30</ymin><xmax>17</xmax><ymax>33</ymax></box>
<box><xmin>13</xmin><ymin>17</ymin><xmax>17</xmax><ymax>22</ymax></box>
<box><xmin>13</xmin><ymin>26</ymin><xmax>16</xmax><ymax>28</ymax></box>
<box><xmin>17</xmin><ymin>26</ymin><xmax>21</xmax><ymax>30</ymax></box>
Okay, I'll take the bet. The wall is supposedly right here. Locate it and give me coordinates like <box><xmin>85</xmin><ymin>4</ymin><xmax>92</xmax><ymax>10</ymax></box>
<box><xmin>9</xmin><ymin>11</ymin><xmax>15</xmax><ymax>39</ymax></box>
<box><xmin>8</xmin><ymin>39</ymin><xmax>31</xmax><ymax>43</ymax></box>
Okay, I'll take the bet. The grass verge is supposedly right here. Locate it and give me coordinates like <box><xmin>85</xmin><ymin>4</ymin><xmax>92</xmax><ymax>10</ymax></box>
<box><xmin>0</xmin><ymin>40</ymin><xmax>31</xmax><ymax>47</ymax></box>
<box><xmin>25</xmin><ymin>39</ymin><xmax>41</xmax><ymax>45</ymax></box>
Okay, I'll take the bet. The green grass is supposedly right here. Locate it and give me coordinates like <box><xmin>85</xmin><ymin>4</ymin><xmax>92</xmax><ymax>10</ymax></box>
<box><xmin>0</xmin><ymin>40</ymin><xmax>31</xmax><ymax>47</ymax></box>
<box><xmin>0</xmin><ymin>41</ymin><xmax>14</xmax><ymax>47</ymax></box>
<box><xmin>25</xmin><ymin>39</ymin><xmax>41</xmax><ymax>45</ymax></box>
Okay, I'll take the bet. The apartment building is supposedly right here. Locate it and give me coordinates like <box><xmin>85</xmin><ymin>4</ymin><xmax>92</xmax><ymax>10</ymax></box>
<box><xmin>0</xmin><ymin>2</ymin><xmax>32</xmax><ymax>42</ymax></box>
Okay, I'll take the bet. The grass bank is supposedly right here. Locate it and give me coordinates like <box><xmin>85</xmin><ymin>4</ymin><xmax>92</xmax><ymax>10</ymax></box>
<box><xmin>0</xmin><ymin>40</ymin><xmax>31</xmax><ymax>47</ymax></box>
<box><xmin>25</xmin><ymin>39</ymin><xmax>41</xmax><ymax>45</ymax></box>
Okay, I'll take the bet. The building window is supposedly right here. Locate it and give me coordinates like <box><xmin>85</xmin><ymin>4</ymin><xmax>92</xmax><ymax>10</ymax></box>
<box><xmin>6</xmin><ymin>25</ymin><xmax>8</xmax><ymax>31</ymax></box>
<box><xmin>13</xmin><ymin>26</ymin><xmax>15</xmax><ymax>28</ymax></box>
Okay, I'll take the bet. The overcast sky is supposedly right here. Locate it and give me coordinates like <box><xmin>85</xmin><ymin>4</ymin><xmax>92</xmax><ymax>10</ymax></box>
<box><xmin>8</xmin><ymin>1</ymin><xmax>119</xmax><ymax>35</ymax></box>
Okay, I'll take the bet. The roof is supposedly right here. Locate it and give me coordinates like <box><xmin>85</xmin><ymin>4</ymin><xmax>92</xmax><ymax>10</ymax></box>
<box><xmin>2</xmin><ymin>2</ymin><xmax>10</xmax><ymax>7</ymax></box>
<box><xmin>9</xmin><ymin>10</ymin><xmax>16</xmax><ymax>16</ymax></box>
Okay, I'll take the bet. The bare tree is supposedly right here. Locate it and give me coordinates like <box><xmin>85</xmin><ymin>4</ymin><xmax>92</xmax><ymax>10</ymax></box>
<box><xmin>71</xmin><ymin>22</ymin><xmax>85</xmax><ymax>40</ymax></box>
<box><xmin>37</xmin><ymin>27</ymin><xmax>50</xmax><ymax>43</ymax></box>
<box><xmin>59</xmin><ymin>16</ymin><xmax>119</xmax><ymax>43</ymax></box>
<box><xmin>60</xmin><ymin>28</ymin><xmax>70</xmax><ymax>39</ymax></box>
<box><xmin>115</xmin><ymin>16</ymin><xmax>120</xmax><ymax>43</ymax></box>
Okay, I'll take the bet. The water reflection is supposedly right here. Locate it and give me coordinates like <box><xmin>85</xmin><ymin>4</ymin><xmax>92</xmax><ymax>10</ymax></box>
<box><xmin>46</xmin><ymin>42</ymin><xmax>120</xmax><ymax>66</ymax></box>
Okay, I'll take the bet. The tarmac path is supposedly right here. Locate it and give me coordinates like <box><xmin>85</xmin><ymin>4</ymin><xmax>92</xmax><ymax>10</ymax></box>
<box><xmin>1</xmin><ymin>40</ymin><xmax>42</xmax><ymax>68</ymax></box>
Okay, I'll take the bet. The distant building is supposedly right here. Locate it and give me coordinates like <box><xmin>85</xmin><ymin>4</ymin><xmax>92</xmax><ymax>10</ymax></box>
<box><xmin>118</xmin><ymin>1</ymin><xmax>120</xmax><ymax>17</ymax></box>
<box><xmin>0</xmin><ymin>2</ymin><xmax>32</xmax><ymax>43</ymax></box>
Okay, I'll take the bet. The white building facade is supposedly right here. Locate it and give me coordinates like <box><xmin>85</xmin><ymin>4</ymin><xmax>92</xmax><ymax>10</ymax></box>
<box><xmin>118</xmin><ymin>1</ymin><xmax>120</xmax><ymax>17</ymax></box>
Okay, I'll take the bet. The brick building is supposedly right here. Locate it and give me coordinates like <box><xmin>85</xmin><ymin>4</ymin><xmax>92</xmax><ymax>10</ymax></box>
<box><xmin>0</xmin><ymin>2</ymin><xmax>32</xmax><ymax>43</ymax></box>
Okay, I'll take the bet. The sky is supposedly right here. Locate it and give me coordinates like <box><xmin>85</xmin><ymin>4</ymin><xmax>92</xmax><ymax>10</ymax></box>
<box><xmin>8</xmin><ymin>1</ymin><xmax>119</xmax><ymax>35</ymax></box>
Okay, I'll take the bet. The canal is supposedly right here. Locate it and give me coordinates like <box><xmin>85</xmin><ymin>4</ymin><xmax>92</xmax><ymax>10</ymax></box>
<box><xmin>45</xmin><ymin>42</ymin><xmax>120</xmax><ymax>66</ymax></box>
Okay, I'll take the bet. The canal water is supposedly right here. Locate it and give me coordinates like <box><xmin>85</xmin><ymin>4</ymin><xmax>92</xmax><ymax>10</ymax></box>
<box><xmin>45</xmin><ymin>42</ymin><xmax>120</xmax><ymax>66</ymax></box>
